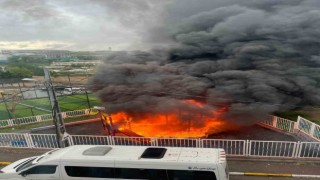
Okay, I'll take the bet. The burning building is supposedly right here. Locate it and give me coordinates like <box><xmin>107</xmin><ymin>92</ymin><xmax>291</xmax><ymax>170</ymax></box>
<box><xmin>88</xmin><ymin>0</ymin><xmax>320</xmax><ymax>138</ymax></box>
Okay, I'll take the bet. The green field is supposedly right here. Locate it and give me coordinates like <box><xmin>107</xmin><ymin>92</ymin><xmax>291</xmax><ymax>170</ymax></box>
<box><xmin>275</xmin><ymin>108</ymin><xmax>320</xmax><ymax>125</ymax></box>
<box><xmin>0</xmin><ymin>93</ymin><xmax>101</xmax><ymax>120</ymax></box>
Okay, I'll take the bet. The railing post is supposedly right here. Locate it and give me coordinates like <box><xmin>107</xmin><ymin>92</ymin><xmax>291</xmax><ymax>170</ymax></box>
<box><xmin>108</xmin><ymin>136</ymin><xmax>115</xmax><ymax>145</ymax></box>
<box><xmin>296</xmin><ymin>116</ymin><xmax>302</xmax><ymax>131</ymax></box>
<box><xmin>246</xmin><ymin>140</ymin><xmax>250</xmax><ymax>157</ymax></box>
<box><xmin>293</xmin><ymin>122</ymin><xmax>298</xmax><ymax>132</ymax></box>
<box><xmin>196</xmin><ymin>139</ymin><xmax>201</xmax><ymax>148</ymax></box>
<box><xmin>292</xmin><ymin>142</ymin><xmax>298</xmax><ymax>158</ymax></box>
<box><xmin>67</xmin><ymin>136</ymin><xmax>74</xmax><ymax>146</ymax></box>
<box><xmin>61</xmin><ymin>112</ymin><xmax>67</xmax><ymax>119</ymax></box>
<box><xmin>85</xmin><ymin>109</ymin><xmax>89</xmax><ymax>115</ymax></box>
<box><xmin>272</xmin><ymin>116</ymin><xmax>278</xmax><ymax>128</ymax></box>
<box><xmin>296</xmin><ymin>141</ymin><xmax>302</xmax><ymax>158</ymax></box>
<box><xmin>8</xmin><ymin>119</ymin><xmax>14</xmax><ymax>127</ymax></box>
<box><xmin>24</xmin><ymin>133</ymin><xmax>34</xmax><ymax>148</ymax></box>
<box><xmin>151</xmin><ymin>138</ymin><xmax>158</xmax><ymax>147</ymax></box>
<box><xmin>242</xmin><ymin>140</ymin><xmax>246</xmax><ymax>156</ymax></box>
<box><xmin>310</xmin><ymin>124</ymin><xmax>316</xmax><ymax>138</ymax></box>
<box><xmin>36</xmin><ymin>115</ymin><xmax>42</xmax><ymax>122</ymax></box>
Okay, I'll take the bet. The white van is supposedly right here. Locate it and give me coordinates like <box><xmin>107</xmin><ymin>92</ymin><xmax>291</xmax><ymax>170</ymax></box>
<box><xmin>0</xmin><ymin>145</ymin><xmax>229</xmax><ymax>180</ymax></box>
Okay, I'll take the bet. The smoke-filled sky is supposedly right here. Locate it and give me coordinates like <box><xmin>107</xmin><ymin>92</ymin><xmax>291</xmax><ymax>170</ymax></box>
<box><xmin>89</xmin><ymin>0</ymin><xmax>320</xmax><ymax>124</ymax></box>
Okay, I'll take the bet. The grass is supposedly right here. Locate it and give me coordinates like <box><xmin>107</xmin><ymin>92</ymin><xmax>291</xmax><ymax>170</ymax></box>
<box><xmin>274</xmin><ymin>111</ymin><xmax>311</xmax><ymax>121</ymax></box>
<box><xmin>0</xmin><ymin>93</ymin><xmax>101</xmax><ymax>120</ymax></box>
<box><xmin>275</xmin><ymin>108</ymin><xmax>320</xmax><ymax>125</ymax></box>
<box><xmin>0</xmin><ymin>115</ymin><xmax>99</xmax><ymax>133</ymax></box>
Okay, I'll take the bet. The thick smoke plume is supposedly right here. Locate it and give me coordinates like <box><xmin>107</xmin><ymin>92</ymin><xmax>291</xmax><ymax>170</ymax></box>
<box><xmin>89</xmin><ymin>0</ymin><xmax>320</xmax><ymax>125</ymax></box>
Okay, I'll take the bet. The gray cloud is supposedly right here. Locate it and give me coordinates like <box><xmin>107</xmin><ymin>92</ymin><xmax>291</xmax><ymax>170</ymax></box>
<box><xmin>0</xmin><ymin>0</ymin><xmax>168</xmax><ymax>50</ymax></box>
<box><xmin>89</xmin><ymin>0</ymin><xmax>320</xmax><ymax>126</ymax></box>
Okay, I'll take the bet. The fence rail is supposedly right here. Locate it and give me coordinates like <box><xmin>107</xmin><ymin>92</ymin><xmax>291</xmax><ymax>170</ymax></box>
<box><xmin>0</xmin><ymin>109</ymin><xmax>92</xmax><ymax>128</ymax></box>
<box><xmin>297</xmin><ymin>116</ymin><xmax>320</xmax><ymax>141</ymax></box>
<box><xmin>260</xmin><ymin>116</ymin><xmax>295</xmax><ymax>133</ymax></box>
<box><xmin>0</xmin><ymin>133</ymin><xmax>319</xmax><ymax>159</ymax></box>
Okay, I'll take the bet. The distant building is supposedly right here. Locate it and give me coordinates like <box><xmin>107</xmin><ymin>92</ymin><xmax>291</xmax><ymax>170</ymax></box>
<box><xmin>0</xmin><ymin>54</ymin><xmax>8</xmax><ymax>63</ymax></box>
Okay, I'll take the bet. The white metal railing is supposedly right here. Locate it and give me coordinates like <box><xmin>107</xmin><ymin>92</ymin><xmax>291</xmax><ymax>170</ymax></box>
<box><xmin>71</xmin><ymin>135</ymin><xmax>112</xmax><ymax>146</ymax></box>
<box><xmin>1</xmin><ymin>111</ymin><xmax>320</xmax><ymax>144</ymax></box>
<box><xmin>259</xmin><ymin>116</ymin><xmax>295</xmax><ymax>133</ymax></box>
<box><xmin>0</xmin><ymin>133</ymin><xmax>29</xmax><ymax>148</ymax></box>
<box><xmin>0</xmin><ymin>109</ymin><xmax>92</xmax><ymax>128</ymax></box>
<box><xmin>202</xmin><ymin>139</ymin><xmax>246</xmax><ymax>156</ymax></box>
<box><xmin>30</xmin><ymin>134</ymin><xmax>58</xmax><ymax>149</ymax></box>
<box><xmin>0</xmin><ymin>133</ymin><xmax>319</xmax><ymax>159</ymax></box>
<box><xmin>249</xmin><ymin>140</ymin><xmax>297</xmax><ymax>158</ymax></box>
<box><xmin>298</xmin><ymin>142</ymin><xmax>320</xmax><ymax>158</ymax></box>
<box><xmin>276</xmin><ymin>117</ymin><xmax>295</xmax><ymax>133</ymax></box>
<box><xmin>259</xmin><ymin>116</ymin><xmax>320</xmax><ymax>142</ymax></box>
<box><xmin>297</xmin><ymin>116</ymin><xmax>320</xmax><ymax>141</ymax></box>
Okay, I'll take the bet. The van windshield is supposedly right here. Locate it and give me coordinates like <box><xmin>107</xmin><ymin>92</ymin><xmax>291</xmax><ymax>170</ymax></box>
<box><xmin>16</xmin><ymin>157</ymin><xmax>37</xmax><ymax>172</ymax></box>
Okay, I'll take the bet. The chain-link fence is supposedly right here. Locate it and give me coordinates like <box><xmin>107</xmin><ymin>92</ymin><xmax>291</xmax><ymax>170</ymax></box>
<box><xmin>0</xmin><ymin>72</ymin><xmax>100</xmax><ymax>120</ymax></box>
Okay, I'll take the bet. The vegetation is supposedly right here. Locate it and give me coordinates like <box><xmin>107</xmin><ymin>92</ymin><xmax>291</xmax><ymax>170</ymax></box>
<box><xmin>0</xmin><ymin>66</ymin><xmax>32</xmax><ymax>78</ymax></box>
<box><xmin>0</xmin><ymin>56</ymin><xmax>51</xmax><ymax>79</ymax></box>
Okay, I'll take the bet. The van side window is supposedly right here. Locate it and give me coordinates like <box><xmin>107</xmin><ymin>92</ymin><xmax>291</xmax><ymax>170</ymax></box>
<box><xmin>24</xmin><ymin>165</ymin><xmax>57</xmax><ymax>175</ymax></box>
<box><xmin>167</xmin><ymin>170</ymin><xmax>217</xmax><ymax>180</ymax></box>
<box><xmin>65</xmin><ymin>166</ymin><xmax>114</xmax><ymax>178</ymax></box>
<box><xmin>115</xmin><ymin>168</ymin><xmax>167</xmax><ymax>180</ymax></box>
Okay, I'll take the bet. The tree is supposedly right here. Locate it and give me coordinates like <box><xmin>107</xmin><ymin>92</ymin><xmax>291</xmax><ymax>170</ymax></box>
<box><xmin>6</xmin><ymin>67</ymin><xmax>33</xmax><ymax>78</ymax></box>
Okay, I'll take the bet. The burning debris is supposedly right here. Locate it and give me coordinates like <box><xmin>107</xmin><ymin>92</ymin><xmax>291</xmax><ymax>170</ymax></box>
<box><xmin>89</xmin><ymin>0</ymin><xmax>320</xmax><ymax>137</ymax></box>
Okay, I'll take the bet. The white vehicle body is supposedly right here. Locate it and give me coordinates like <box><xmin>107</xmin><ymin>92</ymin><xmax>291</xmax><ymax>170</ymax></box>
<box><xmin>0</xmin><ymin>145</ymin><xmax>229</xmax><ymax>180</ymax></box>
<box><xmin>0</xmin><ymin>157</ymin><xmax>36</xmax><ymax>174</ymax></box>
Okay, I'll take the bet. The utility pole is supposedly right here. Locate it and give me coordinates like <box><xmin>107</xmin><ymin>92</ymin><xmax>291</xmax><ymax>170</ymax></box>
<box><xmin>44</xmin><ymin>69</ymin><xmax>69</xmax><ymax>148</ymax></box>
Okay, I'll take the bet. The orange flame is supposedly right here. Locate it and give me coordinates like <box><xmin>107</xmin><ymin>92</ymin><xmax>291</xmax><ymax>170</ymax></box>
<box><xmin>104</xmin><ymin>100</ymin><xmax>227</xmax><ymax>138</ymax></box>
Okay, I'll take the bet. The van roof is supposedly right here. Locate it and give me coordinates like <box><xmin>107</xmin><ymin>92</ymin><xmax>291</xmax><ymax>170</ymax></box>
<box><xmin>39</xmin><ymin>145</ymin><xmax>226</xmax><ymax>164</ymax></box>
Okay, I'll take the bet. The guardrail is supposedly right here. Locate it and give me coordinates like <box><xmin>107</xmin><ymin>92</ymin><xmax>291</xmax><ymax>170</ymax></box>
<box><xmin>0</xmin><ymin>133</ymin><xmax>319</xmax><ymax>159</ymax></box>
<box><xmin>0</xmin><ymin>109</ymin><xmax>92</xmax><ymax>128</ymax></box>
<box><xmin>1</xmin><ymin>110</ymin><xmax>319</xmax><ymax>142</ymax></box>
<box><xmin>297</xmin><ymin>116</ymin><xmax>320</xmax><ymax>141</ymax></box>
<box><xmin>259</xmin><ymin>115</ymin><xmax>320</xmax><ymax>142</ymax></box>
<box><xmin>259</xmin><ymin>116</ymin><xmax>295</xmax><ymax>133</ymax></box>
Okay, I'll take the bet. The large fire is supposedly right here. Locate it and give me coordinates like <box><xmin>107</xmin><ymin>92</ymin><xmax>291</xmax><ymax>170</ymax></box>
<box><xmin>98</xmin><ymin>100</ymin><xmax>229</xmax><ymax>138</ymax></box>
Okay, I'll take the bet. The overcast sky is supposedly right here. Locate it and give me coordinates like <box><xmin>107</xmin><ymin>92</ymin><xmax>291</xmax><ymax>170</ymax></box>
<box><xmin>0</xmin><ymin>0</ymin><xmax>169</xmax><ymax>51</ymax></box>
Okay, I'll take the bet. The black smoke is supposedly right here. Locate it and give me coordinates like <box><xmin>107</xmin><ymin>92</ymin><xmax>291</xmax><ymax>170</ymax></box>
<box><xmin>89</xmin><ymin>0</ymin><xmax>320</xmax><ymax>125</ymax></box>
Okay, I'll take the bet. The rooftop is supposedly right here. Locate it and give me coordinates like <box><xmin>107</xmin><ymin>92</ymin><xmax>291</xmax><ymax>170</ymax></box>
<box><xmin>39</xmin><ymin>145</ymin><xmax>224</xmax><ymax>164</ymax></box>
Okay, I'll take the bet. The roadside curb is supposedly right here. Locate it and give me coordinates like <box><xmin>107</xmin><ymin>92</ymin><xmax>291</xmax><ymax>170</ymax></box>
<box><xmin>227</xmin><ymin>157</ymin><xmax>320</xmax><ymax>163</ymax></box>
<box><xmin>0</xmin><ymin>162</ymin><xmax>11</xmax><ymax>165</ymax></box>
<box><xmin>230</xmin><ymin>172</ymin><xmax>320</xmax><ymax>178</ymax></box>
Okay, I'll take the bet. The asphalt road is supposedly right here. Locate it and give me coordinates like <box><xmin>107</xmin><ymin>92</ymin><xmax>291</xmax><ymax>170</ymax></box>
<box><xmin>1</xmin><ymin>148</ymin><xmax>319</xmax><ymax>180</ymax></box>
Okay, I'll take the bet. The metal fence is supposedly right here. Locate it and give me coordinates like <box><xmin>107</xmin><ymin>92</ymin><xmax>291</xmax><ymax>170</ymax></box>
<box><xmin>259</xmin><ymin>115</ymin><xmax>320</xmax><ymax>142</ymax></box>
<box><xmin>249</xmin><ymin>140</ymin><xmax>297</xmax><ymax>158</ymax></box>
<box><xmin>260</xmin><ymin>116</ymin><xmax>295</xmax><ymax>133</ymax></box>
<box><xmin>1</xmin><ymin>110</ymin><xmax>320</xmax><ymax>143</ymax></box>
<box><xmin>297</xmin><ymin>116</ymin><xmax>320</xmax><ymax>141</ymax></box>
<box><xmin>0</xmin><ymin>109</ymin><xmax>91</xmax><ymax>128</ymax></box>
<box><xmin>0</xmin><ymin>133</ymin><xmax>319</xmax><ymax>159</ymax></box>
